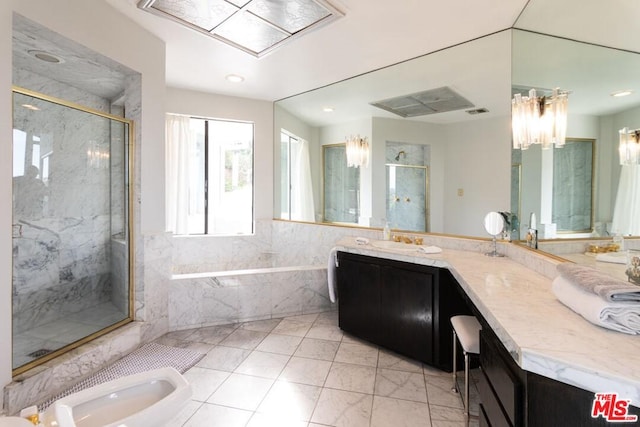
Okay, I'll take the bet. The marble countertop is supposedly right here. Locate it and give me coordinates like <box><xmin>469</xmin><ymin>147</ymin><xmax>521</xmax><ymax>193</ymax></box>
<box><xmin>335</xmin><ymin>237</ymin><xmax>640</xmax><ymax>405</ymax></box>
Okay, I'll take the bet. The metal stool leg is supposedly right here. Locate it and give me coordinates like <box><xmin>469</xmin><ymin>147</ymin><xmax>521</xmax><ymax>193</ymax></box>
<box><xmin>464</xmin><ymin>351</ymin><xmax>470</xmax><ymax>417</ymax></box>
<box><xmin>451</xmin><ymin>329</ymin><xmax>458</xmax><ymax>393</ymax></box>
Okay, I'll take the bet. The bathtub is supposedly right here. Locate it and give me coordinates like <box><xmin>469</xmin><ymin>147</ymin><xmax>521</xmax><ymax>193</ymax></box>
<box><xmin>169</xmin><ymin>265</ymin><xmax>333</xmax><ymax>330</ymax></box>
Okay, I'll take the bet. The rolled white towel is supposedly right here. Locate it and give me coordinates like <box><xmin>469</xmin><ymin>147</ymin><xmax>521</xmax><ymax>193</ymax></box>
<box><xmin>552</xmin><ymin>275</ymin><xmax>640</xmax><ymax>335</ymax></box>
<box><xmin>327</xmin><ymin>247</ymin><xmax>338</xmax><ymax>303</ymax></box>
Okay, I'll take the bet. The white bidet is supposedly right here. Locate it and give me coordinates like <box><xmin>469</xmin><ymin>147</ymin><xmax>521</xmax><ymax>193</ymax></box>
<box><xmin>41</xmin><ymin>367</ymin><xmax>191</xmax><ymax>427</ymax></box>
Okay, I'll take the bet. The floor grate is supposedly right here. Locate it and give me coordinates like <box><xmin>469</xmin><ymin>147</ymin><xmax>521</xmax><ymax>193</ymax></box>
<box><xmin>27</xmin><ymin>349</ymin><xmax>53</xmax><ymax>358</ymax></box>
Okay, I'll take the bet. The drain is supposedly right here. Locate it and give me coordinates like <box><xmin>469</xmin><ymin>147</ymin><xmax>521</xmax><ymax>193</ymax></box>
<box><xmin>28</xmin><ymin>349</ymin><xmax>53</xmax><ymax>358</ymax></box>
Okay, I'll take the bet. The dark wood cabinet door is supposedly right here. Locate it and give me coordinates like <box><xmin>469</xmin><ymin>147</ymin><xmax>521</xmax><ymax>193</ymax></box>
<box><xmin>379</xmin><ymin>264</ymin><xmax>433</xmax><ymax>363</ymax></box>
<box><xmin>337</xmin><ymin>252</ymin><xmax>381</xmax><ymax>343</ymax></box>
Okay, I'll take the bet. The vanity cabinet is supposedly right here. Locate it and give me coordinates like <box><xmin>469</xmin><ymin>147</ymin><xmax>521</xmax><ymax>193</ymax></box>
<box><xmin>478</xmin><ymin>325</ymin><xmax>640</xmax><ymax>427</ymax></box>
<box><xmin>336</xmin><ymin>251</ymin><xmax>471</xmax><ymax>371</ymax></box>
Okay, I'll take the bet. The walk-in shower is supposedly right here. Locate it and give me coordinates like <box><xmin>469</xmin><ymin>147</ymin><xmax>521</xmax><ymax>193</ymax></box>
<box><xmin>12</xmin><ymin>87</ymin><xmax>134</xmax><ymax>374</ymax></box>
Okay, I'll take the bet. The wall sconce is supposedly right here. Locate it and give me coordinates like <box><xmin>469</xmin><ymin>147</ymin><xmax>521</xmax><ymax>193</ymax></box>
<box><xmin>512</xmin><ymin>88</ymin><xmax>569</xmax><ymax>150</ymax></box>
<box><xmin>619</xmin><ymin>127</ymin><xmax>640</xmax><ymax>165</ymax></box>
<box><xmin>345</xmin><ymin>135</ymin><xmax>369</xmax><ymax>168</ymax></box>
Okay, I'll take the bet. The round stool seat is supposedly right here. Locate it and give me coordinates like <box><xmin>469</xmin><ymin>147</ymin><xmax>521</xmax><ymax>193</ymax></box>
<box><xmin>451</xmin><ymin>315</ymin><xmax>481</xmax><ymax>354</ymax></box>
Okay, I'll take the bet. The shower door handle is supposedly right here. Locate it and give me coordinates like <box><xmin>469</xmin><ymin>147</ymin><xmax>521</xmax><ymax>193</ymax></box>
<box><xmin>12</xmin><ymin>223</ymin><xmax>23</xmax><ymax>238</ymax></box>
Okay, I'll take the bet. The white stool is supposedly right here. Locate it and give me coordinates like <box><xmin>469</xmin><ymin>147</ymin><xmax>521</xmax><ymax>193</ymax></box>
<box><xmin>451</xmin><ymin>315</ymin><xmax>481</xmax><ymax>417</ymax></box>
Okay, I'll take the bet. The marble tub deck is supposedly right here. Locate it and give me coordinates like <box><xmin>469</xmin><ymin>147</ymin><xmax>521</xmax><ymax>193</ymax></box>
<box><xmin>161</xmin><ymin>311</ymin><xmax>478</xmax><ymax>427</ymax></box>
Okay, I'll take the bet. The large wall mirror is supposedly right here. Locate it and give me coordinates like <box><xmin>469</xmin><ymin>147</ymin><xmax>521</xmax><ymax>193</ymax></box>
<box><xmin>273</xmin><ymin>0</ymin><xmax>640</xmax><ymax>244</ymax></box>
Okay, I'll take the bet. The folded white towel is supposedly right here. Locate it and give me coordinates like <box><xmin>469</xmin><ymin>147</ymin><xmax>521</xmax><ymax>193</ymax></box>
<box><xmin>417</xmin><ymin>245</ymin><xmax>442</xmax><ymax>254</ymax></box>
<box><xmin>552</xmin><ymin>276</ymin><xmax>640</xmax><ymax>335</ymax></box>
<box><xmin>327</xmin><ymin>247</ymin><xmax>338</xmax><ymax>303</ymax></box>
<box><xmin>595</xmin><ymin>252</ymin><xmax>627</xmax><ymax>265</ymax></box>
<box><xmin>557</xmin><ymin>263</ymin><xmax>640</xmax><ymax>301</ymax></box>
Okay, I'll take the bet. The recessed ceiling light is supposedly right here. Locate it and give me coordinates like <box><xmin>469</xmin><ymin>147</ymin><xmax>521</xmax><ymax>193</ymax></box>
<box><xmin>323</xmin><ymin>107</ymin><xmax>334</xmax><ymax>112</ymax></box>
<box><xmin>28</xmin><ymin>50</ymin><xmax>64</xmax><ymax>64</ymax></box>
<box><xmin>611</xmin><ymin>90</ymin><xmax>633</xmax><ymax>97</ymax></box>
<box><xmin>225</xmin><ymin>74</ymin><xmax>245</xmax><ymax>83</ymax></box>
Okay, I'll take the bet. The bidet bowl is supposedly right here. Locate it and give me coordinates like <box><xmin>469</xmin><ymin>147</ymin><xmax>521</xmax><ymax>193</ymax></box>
<box><xmin>42</xmin><ymin>367</ymin><xmax>191</xmax><ymax>427</ymax></box>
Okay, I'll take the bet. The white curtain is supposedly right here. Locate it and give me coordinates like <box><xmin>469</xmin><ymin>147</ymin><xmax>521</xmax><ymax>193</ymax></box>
<box><xmin>165</xmin><ymin>114</ymin><xmax>192</xmax><ymax>234</ymax></box>
<box><xmin>612</xmin><ymin>164</ymin><xmax>640</xmax><ymax>236</ymax></box>
<box><xmin>291</xmin><ymin>138</ymin><xmax>315</xmax><ymax>222</ymax></box>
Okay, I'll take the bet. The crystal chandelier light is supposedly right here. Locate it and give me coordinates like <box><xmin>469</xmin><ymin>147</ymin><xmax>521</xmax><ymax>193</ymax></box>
<box><xmin>512</xmin><ymin>88</ymin><xmax>569</xmax><ymax>150</ymax></box>
<box><xmin>345</xmin><ymin>135</ymin><xmax>369</xmax><ymax>168</ymax></box>
<box><xmin>619</xmin><ymin>127</ymin><xmax>640</xmax><ymax>165</ymax></box>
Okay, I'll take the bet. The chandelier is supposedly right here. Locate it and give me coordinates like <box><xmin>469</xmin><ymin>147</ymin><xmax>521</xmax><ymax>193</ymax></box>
<box><xmin>345</xmin><ymin>135</ymin><xmax>369</xmax><ymax>168</ymax></box>
<box><xmin>512</xmin><ymin>88</ymin><xmax>569</xmax><ymax>150</ymax></box>
<box><xmin>619</xmin><ymin>128</ymin><xmax>640</xmax><ymax>165</ymax></box>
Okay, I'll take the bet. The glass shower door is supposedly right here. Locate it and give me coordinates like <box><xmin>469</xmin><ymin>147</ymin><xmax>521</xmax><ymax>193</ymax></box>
<box><xmin>386</xmin><ymin>165</ymin><xmax>429</xmax><ymax>232</ymax></box>
<box><xmin>12</xmin><ymin>88</ymin><xmax>133</xmax><ymax>373</ymax></box>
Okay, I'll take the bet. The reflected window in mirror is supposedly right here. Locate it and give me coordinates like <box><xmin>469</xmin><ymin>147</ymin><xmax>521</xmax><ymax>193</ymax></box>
<box><xmin>280</xmin><ymin>130</ymin><xmax>315</xmax><ymax>222</ymax></box>
<box><xmin>323</xmin><ymin>144</ymin><xmax>360</xmax><ymax>224</ymax></box>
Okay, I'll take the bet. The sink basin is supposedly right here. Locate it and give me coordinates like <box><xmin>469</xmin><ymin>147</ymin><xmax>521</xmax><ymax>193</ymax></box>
<box><xmin>371</xmin><ymin>240</ymin><xmax>421</xmax><ymax>252</ymax></box>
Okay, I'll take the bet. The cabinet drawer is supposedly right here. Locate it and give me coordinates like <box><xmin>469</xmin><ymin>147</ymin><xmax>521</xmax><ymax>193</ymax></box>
<box><xmin>480</xmin><ymin>332</ymin><xmax>519</xmax><ymax>425</ymax></box>
<box><xmin>478</xmin><ymin>368</ymin><xmax>512</xmax><ymax>427</ymax></box>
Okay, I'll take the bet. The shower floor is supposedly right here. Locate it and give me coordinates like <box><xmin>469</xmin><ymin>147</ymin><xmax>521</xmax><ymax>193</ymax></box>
<box><xmin>12</xmin><ymin>301</ymin><xmax>128</xmax><ymax>369</ymax></box>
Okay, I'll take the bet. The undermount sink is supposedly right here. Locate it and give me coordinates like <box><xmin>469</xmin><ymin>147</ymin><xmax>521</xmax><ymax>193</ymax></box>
<box><xmin>371</xmin><ymin>240</ymin><xmax>421</xmax><ymax>252</ymax></box>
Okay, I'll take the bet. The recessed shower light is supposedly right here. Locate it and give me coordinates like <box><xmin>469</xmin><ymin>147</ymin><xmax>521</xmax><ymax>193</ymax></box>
<box><xmin>611</xmin><ymin>90</ymin><xmax>633</xmax><ymax>97</ymax></box>
<box><xmin>28</xmin><ymin>50</ymin><xmax>64</xmax><ymax>64</ymax></box>
<box><xmin>21</xmin><ymin>104</ymin><xmax>40</xmax><ymax>111</ymax></box>
<box><xmin>323</xmin><ymin>107</ymin><xmax>334</xmax><ymax>112</ymax></box>
<box><xmin>225</xmin><ymin>74</ymin><xmax>244</xmax><ymax>83</ymax></box>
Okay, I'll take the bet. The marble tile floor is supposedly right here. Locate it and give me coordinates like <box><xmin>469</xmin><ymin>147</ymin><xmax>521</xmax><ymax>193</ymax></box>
<box><xmin>160</xmin><ymin>311</ymin><xmax>481</xmax><ymax>427</ymax></box>
<box><xmin>13</xmin><ymin>301</ymin><xmax>127</xmax><ymax>368</ymax></box>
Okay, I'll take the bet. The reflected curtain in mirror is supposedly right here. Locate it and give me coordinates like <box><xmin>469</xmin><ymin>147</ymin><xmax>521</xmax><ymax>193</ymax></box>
<box><xmin>281</xmin><ymin>130</ymin><xmax>315</xmax><ymax>222</ymax></box>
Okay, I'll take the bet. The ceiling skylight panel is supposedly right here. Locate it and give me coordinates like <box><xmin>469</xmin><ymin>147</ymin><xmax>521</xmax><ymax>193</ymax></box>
<box><xmin>150</xmin><ymin>0</ymin><xmax>238</xmax><ymax>31</ymax></box>
<box><xmin>138</xmin><ymin>0</ymin><xmax>343</xmax><ymax>57</ymax></box>
<box><xmin>247</xmin><ymin>0</ymin><xmax>332</xmax><ymax>34</ymax></box>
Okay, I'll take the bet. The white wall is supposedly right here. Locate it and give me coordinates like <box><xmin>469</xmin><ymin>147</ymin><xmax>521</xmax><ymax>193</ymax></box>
<box><xmin>166</xmin><ymin>87</ymin><xmax>274</xmax><ymax>222</ymax></box>
<box><xmin>443</xmin><ymin>116</ymin><xmax>512</xmax><ymax>237</ymax></box>
<box><xmin>2</xmin><ymin>0</ymin><xmax>166</xmax><ymax>403</ymax></box>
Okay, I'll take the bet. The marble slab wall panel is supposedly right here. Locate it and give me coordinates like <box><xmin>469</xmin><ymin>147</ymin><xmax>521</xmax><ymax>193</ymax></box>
<box><xmin>139</xmin><ymin>232</ymin><xmax>172</xmax><ymax>342</ymax></box>
<box><xmin>3</xmin><ymin>322</ymin><xmax>142</xmax><ymax>415</ymax></box>
<box><xmin>169</xmin><ymin>267</ymin><xmax>331</xmax><ymax>330</ymax></box>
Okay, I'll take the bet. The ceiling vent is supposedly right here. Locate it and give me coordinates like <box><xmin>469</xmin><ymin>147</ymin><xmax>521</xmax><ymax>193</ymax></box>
<box><xmin>370</xmin><ymin>86</ymin><xmax>474</xmax><ymax>118</ymax></box>
<box><xmin>466</xmin><ymin>108</ymin><xmax>489</xmax><ymax>115</ymax></box>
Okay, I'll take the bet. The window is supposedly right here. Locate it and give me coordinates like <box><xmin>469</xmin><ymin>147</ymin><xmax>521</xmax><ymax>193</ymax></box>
<box><xmin>168</xmin><ymin>115</ymin><xmax>254</xmax><ymax>235</ymax></box>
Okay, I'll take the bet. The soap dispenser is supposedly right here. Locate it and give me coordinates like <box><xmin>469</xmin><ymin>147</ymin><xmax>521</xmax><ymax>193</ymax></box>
<box><xmin>383</xmin><ymin>221</ymin><xmax>391</xmax><ymax>241</ymax></box>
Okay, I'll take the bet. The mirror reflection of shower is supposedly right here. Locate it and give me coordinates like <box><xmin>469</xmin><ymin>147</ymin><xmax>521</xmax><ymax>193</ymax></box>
<box><xmin>386</xmin><ymin>142</ymin><xmax>429</xmax><ymax>232</ymax></box>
